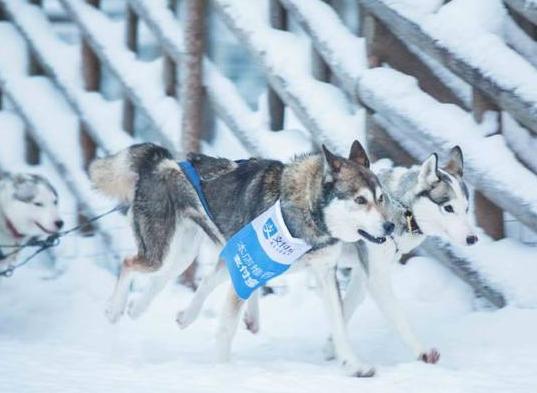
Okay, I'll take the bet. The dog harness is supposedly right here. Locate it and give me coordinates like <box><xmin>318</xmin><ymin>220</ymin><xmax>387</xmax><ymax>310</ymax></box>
<box><xmin>178</xmin><ymin>160</ymin><xmax>215</xmax><ymax>221</ymax></box>
<box><xmin>179</xmin><ymin>160</ymin><xmax>312</xmax><ymax>300</ymax></box>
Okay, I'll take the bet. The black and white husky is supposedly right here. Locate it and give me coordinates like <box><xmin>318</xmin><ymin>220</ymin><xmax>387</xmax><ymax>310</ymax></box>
<box><xmin>0</xmin><ymin>172</ymin><xmax>63</xmax><ymax>265</ymax></box>
<box><xmin>177</xmin><ymin>146</ymin><xmax>479</xmax><ymax>375</ymax></box>
<box><xmin>90</xmin><ymin>141</ymin><xmax>395</xmax><ymax>376</ymax></box>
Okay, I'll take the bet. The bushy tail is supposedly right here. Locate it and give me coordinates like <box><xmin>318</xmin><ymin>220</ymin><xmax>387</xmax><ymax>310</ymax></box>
<box><xmin>89</xmin><ymin>143</ymin><xmax>174</xmax><ymax>204</ymax></box>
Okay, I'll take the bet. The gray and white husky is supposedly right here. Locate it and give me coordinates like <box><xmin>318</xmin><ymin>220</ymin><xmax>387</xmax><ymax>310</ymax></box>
<box><xmin>90</xmin><ymin>141</ymin><xmax>394</xmax><ymax>376</ymax></box>
<box><xmin>178</xmin><ymin>146</ymin><xmax>478</xmax><ymax>374</ymax></box>
<box><xmin>0</xmin><ymin>172</ymin><xmax>63</xmax><ymax>264</ymax></box>
<box><xmin>322</xmin><ymin>146</ymin><xmax>479</xmax><ymax>366</ymax></box>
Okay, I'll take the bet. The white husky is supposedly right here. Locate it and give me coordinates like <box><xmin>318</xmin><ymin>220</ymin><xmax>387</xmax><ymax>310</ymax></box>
<box><xmin>0</xmin><ymin>172</ymin><xmax>63</xmax><ymax>265</ymax></box>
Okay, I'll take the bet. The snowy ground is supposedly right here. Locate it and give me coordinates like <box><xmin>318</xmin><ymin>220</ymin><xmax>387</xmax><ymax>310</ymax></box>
<box><xmin>1</xmin><ymin>250</ymin><xmax>536</xmax><ymax>393</ymax></box>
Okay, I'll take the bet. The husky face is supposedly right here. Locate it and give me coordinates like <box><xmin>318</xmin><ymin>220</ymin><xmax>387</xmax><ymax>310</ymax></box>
<box><xmin>1</xmin><ymin>174</ymin><xmax>63</xmax><ymax>238</ymax></box>
<box><xmin>412</xmin><ymin>147</ymin><xmax>478</xmax><ymax>246</ymax></box>
<box><xmin>322</xmin><ymin>141</ymin><xmax>393</xmax><ymax>244</ymax></box>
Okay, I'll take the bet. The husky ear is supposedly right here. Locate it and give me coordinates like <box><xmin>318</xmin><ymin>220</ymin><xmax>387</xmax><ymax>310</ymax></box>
<box><xmin>444</xmin><ymin>146</ymin><xmax>463</xmax><ymax>177</ymax></box>
<box><xmin>348</xmin><ymin>140</ymin><xmax>370</xmax><ymax>168</ymax></box>
<box><xmin>322</xmin><ymin>144</ymin><xmax>343</xmax><ymax>177</ymax></box>
<box><xmin>12</xmin><ymin>175</ymin><xmax>36</xmax><ymax>202</ymax></box>
<box><xmin>418</xmin><ymin>153</ymin><xmax>439</xmax><ymax>187</ymax></box>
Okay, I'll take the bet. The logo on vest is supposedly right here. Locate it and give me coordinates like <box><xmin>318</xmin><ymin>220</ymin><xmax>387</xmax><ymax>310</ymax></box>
<box><xmin>221</xmin><ymin>200</ymin><xmax>312</xmax><ymax>299</ymax></box>
<box><xmin>263</xmin><ymin>218</ymin><xmax>277</xmax><ymax>239</ymax></box>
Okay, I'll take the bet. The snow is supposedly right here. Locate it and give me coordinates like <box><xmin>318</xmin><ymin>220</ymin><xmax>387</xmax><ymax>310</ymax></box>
<box><xmin>505</xmin><ymin>11</ymin><xmax>537</xmax><ymax>68</ymax></box>
<box><xmin>449</xmin><ymin>237</ymin><xmax>537</xmax><ymax>308</ymax></box>
<box><xmin>1</xmin><ymin>254</ymin><xmax>537</xmax><ymax>393</ymax></box>
<box><xmin>502</xmin><ymin>112</ymin><xmax>537</xmax><ymax>173</ymax></box>
<box><xmin>280</xmin><ymin>0</ymin><xmax>366</xmax><ymax>86</ymax></box>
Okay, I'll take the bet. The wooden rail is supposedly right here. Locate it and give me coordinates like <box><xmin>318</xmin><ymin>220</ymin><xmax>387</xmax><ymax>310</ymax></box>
<box><xmin>212</xmin><ymin>0</ymin><xmax>361</xmax><ymax>156</ymax></box>
<box><xmin>58</xmin><ymin>0</ymin><xmax>180</xmax><ymax>151</ymax></box>
<box><xmin>0</xmin><ymin>0</ymin><xmax>134</xmax><ymax>160</ymax></box>
<box><xmin>504</xmin><ymin>0</ymin><xmax>537</xmax><ymax>25</ymax></box>
<box><xmin>358</xmin><ymin>0</ymin><xmax>537</xmax><ymax>137</ymax></box>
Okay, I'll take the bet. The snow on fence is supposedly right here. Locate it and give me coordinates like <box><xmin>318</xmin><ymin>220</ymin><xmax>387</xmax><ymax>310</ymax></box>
<box><xmin>212</xmin><ymin>0</ymin><xmax>363</xmax><ymax>156</ymax></box>
<box><xmin>126</xmin><ymin>0</ymin><xmax>313</xmax><ymax>160</ymax></box>
<box><xmin>358</xmin><ymin>0</ymin><xmax>537</xmax><ymax>137</ymax></box>
<box><xmin>58</xmin><ymin>0</ymin><xmax>181</xmax><ymax>151</ymax></box>
<box><xmin>504</xmin><ymin>0</ymin><xmax>537</xmax><ymax>26</ymax></box>
<box><xmin>0</xmin><ymin>0</ymin><xmax>133</xmax><ymax>155</ymax></box>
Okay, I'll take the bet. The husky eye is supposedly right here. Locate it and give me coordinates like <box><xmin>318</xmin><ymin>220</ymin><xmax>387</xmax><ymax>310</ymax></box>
<box><xmin>355</xmin><ymin>196</ymin><xmax>367</xmax><ymax>205</ymax></box>
<box><xmin>378</xmin><ymin>194</ymin><xmax>384</xmax><ymax>203</ymax></box>
<box><xmin>444</xmin><ymin>204</ymin><xmax>454</xmax><ymax>213</ymax></box>
<box><xmin>34</xmin><ymin>202</ymin><xmax>44</xmax><ymax>207</ymax></box>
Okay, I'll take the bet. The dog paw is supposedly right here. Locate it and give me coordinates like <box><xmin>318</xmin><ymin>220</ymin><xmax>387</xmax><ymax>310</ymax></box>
<box><xmin>323</xmin><ymin>338</ymin><xmax>336</xmax><ymax>361</ymax></box>
<box><xmin>419</xmin><ymin>349</ymin><xmax>440</xmax><ymax>364</ymax></box>
<box><xmin>243</xmin><ymin>314</ymin><xmax>259</xmax><ymax>334</ymax></box>
<box><xmin>127</xmin><ymin>299</ymin><xmax>146</xmax><ymax>320</ymax></box>
<box><xmin>105</xmin><ymin>301</ymin><xmax>123</xmax><ymax>324</ymax></box>
<box><xmin>176</xmin><ymin>310</ymin><xmax>194</xmax><ymax>329</ymax></box>
<box><xmin>342</xmin><ymin>360</ymin><xmax>376</xmax><ymax>378</ymax></box>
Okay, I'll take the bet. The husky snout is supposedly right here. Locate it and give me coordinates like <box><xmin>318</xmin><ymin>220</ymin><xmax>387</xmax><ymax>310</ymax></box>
<box><xmin>466</xmin><ymin>234</ymin><xmax>478</xmax><ymax>246</ymax></box>
<box><xmin>383</xmin><ymin>221</ymin><xmax>395</xmax><ymax>236</ymax></box>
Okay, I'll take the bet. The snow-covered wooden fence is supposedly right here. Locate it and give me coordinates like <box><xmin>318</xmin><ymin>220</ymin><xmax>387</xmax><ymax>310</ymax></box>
<box><xmin>0</xmin><ymin>0</ymin><xmax>536</xmax><ymax>306</ymax></box>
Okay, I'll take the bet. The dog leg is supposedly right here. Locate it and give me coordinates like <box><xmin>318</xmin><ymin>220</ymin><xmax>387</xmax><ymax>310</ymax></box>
<box><xmin>312</xmin><ymin>264</ymin><xmax>375</xmax><ymax>377</ymax></box>
<box><xmin>127</xmin><ymin>270</ymin><xmax>172</xmax><ymax>319</ymax></box>
<box><xmin>324</xmin><ymin>265</ymin><xmax>368</xmax><ymax>360</ymax></box>
<box><xmin>216</xmin><ymin>285</ymin><xmax>244</xmax><ymax>362</ymax></box>
<box><xmin>105</xmin><ymin>256</ymin><xmax>137</xmax><ymax>323</ymax></box>
<box><xmin>243</xmin><ymin>289</ymin><xmax>260</xmax><ymax>334</ymax></box>
<box><xmin>366</xmin><ymin>251</ymin><xmax>438</xmax><ymax>364</ymax></box>
<box><xmin>128</xmin><ymin>221</ymin><xmax>202</xmax><ymax>319</ymax></box>
<box><xmin>176</xmin><ymin>261</ymin><xmax>228</xmax><ymax>329</ymax></box>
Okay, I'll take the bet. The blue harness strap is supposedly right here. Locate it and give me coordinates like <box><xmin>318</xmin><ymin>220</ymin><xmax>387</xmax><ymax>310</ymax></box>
<box><xmin>179</xmin><ymin>160</ymin><xmax>215</xmax><ymax>221</ymax></box>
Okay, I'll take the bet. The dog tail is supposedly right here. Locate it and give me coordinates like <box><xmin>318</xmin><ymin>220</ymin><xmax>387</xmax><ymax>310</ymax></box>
<box><xmin>89</xmin><ymin>143</ymin><xmax>174</xmax><ymax>204</ymax></box>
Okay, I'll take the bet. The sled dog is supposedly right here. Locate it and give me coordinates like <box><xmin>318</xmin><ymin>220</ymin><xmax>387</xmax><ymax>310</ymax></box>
<box><xmin>0</xmin><ymin>172</ymin><xmax>63</xmax><ymax>265</ymax></box>
<box><xmin>90</xmin><ymin>141</ymin><xmax>394</xmax><ymax>376</ymax></box>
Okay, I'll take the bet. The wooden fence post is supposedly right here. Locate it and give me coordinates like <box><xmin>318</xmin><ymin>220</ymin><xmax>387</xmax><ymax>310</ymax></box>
<box><xmin>164</xmin><ymin>0</ymin><xmax>178</xmax><ymax>97</ymax></box>
<box><xmin>79</xmin><ymin>0</ymin><xmax>101</xmax><ymax>233</ymax></box>
<box><xmin>268</xmin><ymin>0</ymin><xmax>287</xmax><ymax>131</ymax></box>
<box><xmin>123</xmin><ymin>4</ymin><xmax>138</xmax><ymax>135</ymax></box>
<box><xmin>0</xmin><ymin>6</ymin><xmax>4</xmax><ymax>110</ymax></box>
<box><xmin>472</xmin><ymin>88</ymin><xmax>504</xmax><ymax>240</ymax></box>
<box><xmin>80</xmin><ymin>0</ymin><xmax>99</xmax><ymax>171</ymax></box>
<box><xmin>25</xmin><ymin>0</ymin><xmax>44</xmax><ymax>165</ymax></box>
<box><xmin>180</xmin><ymin>0</ymin><xmax>205</xmax><ymax>153</ymax></box>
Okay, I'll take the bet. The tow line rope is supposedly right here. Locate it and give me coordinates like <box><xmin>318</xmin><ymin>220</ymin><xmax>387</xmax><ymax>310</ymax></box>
<box><xmin>0</xmin><ymin>205</ymin><xmax>124</xmax><ymax>278</ymax></box>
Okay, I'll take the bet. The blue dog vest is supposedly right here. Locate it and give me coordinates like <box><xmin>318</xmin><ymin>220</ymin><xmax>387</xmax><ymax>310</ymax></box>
<box><xmin>179</xmin><ymin>160</ymin><xmax>215</xmax><ymax>221</ymax></box>
<box><xmin>179</xmin><ymin>160</ymin><xmax>311</xmax><ymax>300</ymax></box>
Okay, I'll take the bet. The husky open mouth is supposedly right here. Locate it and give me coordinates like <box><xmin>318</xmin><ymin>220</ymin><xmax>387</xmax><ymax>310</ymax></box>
<box><xmin>34</xmin><ymin>221</ymin><xmax>56</xmax><ymax>235</ymax></box>
<box><xmin>358</xmin><ymin>229</ymin><xmax>386</xmax><ymax>244</ymax></box>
